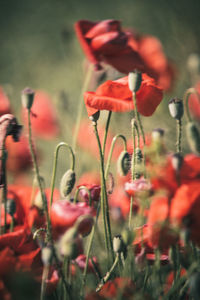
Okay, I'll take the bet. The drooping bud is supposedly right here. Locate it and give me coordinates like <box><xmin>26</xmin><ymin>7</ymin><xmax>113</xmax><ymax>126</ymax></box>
<box><xmin>117</xmin><ymin>151</ymin><xmax>130</xmax><ymax>176</ymax></box>
<box><xmin>60</xmin><ymin>169</ymin><xmax>76</xmax><ymax>197</ymax></box>
<box><xmin>59</xmin><ymin>227</ymin><xmax>79</xmax><ymax>259</ymax></box>
<box><xmin>41</xmin><ymin>246</ymin><xmax>53</xmax><ymax>266</ymax></box>
<box><xmin>135</xmin><ymin>148</ymin><xmax>143</xmax><ymax>163</ymax></box>
<box><xmin>168</xmin><ymin>98</ymin><xmax>184</xmax><ymax>120</ymax></box>
<box><xmin>171</xmin><ymin>153</ymin><xmax>184</xmax><ymax>172</ymax></box>
<box><xmin>89</xmin><ymin>111</ymin><xmax>100</xmax><ymax>123</ymax></box>
<box><xmin>134</xmin><ymin>147</ymin><xmax>143</xmax><ymax>179</ymax></box>
<box><xmin>128</xmin><ymin>71</ymin><xmax>142</xmax><ymax>92</ymax></box>
<box><xmin>186</xmin><ymin>122</ymin><xmax>200</xmax><ymax>154</ymax></box>
<box><xmin>21</xmin><ymin>87</ymin><xmax>35</xmax><ymax>109</ymax></box>
<box><xmin>6</xmin><ymin>199</ymin><xmax>16</xmax><ymax>216</ymax></box>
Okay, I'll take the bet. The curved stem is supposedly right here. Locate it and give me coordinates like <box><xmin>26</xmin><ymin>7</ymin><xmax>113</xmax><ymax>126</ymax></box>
<box><xmin>183</xmin><ymin>87</ymin><xmax>200</xmax><ymax>122</ymax></box>
<box><xmin>72</xmin><ymin>63</ymin><xmax>94</xmax><ymax>151</ymax></box>
<box><xmin>93</xmin><ymin>122</ymin><xmax>114</xmax><ymax>262</ymax></box>
<box><xmin>27</xmin><ymin>109</ymin><xmax>51</xmax><ymax>239</ymax></box>
<box><xmin>105</xmin><ymin>134</ymin><xmax>127</xmax><ymax>180</ymax></box>
<box><xmin>102</xmin><ymin>111</ymin><xmax>112</xmax><ymax>156</ymax></box>
<box><xmin>50</xmin><ymin>142</ymin><xmax>75</xmax><ymax>207</ymax></box>
<box><xmin>73</xmin><ymin>186</ymin><xmax>91</xmax><ymax>206</ymax></box>
<box><xmin>176</xmin><ymin>119</ymin><xmax>182</xmax><ymax>153</ymax></box>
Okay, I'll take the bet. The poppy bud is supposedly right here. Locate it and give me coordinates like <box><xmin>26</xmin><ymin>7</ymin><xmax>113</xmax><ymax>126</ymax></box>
<box><xmin>128</xmin><ymin>71</ymin><xmax>142</xmax><ymax>92</ymax></box>
<box><xmin>152</xmin><ymin>128</ymin><xmax>165</xmax><ymax>141</ymax></box>
<box><xmin>113</xmin><ymin>235</ymin><xmax>125</xmax><ymax>253</ymax></box>
<box><xmin>21</xmin><ymin>87</ymin><xmax>35</xmax><ymax>109</ymax></box>
<box><xmin>171</xmin><ymin>153</ymin><xmax>184</xmax><ymax>172</ymax></box>
<box><xmin>186</xmin><ymin>122</ymin><xmax>200</xmax><ymax>154</ymax></box>
<box><xmin>168</xmin><ymin>98</ymin><xmax>184</xmax><ymax>120</ymax></box>
<box><xmin>121</xmin><ymin>228</ymin><xmax>134</xmax><ymax>246</ymax></box>
<box><xmin>60</xmin><ymin>169</ymin><xmax>76</xmax><ymax>197</ymax></box>
<box><xmin>6</xmin><ymin>199</ymin><xmax>16</xmax><ymax>216</ymax></box>
<box><xmin>59</xmin><ymin>227</ymin><xmax>79</xmax><ymax>259</ymax></box>
<box><xmin>41</xmin><ymin>246</ymin><xmax>53</xmax><ymax>266</ymax></box>
<box><xmin>89</xmin><ymin>111</ymin><xmax>100</xmax><ymax>123</ymax></box>
<box><xmin>34</xmin><ymin>190</ymin><xmax>47</xmax><ymax>210</ymax></box>
<box><xmin>135</xmin><ymin>148</ymin><xmax>143</xmax><ymax>163</ymax></box>
<box><xmin>117</xmin><ymin>151</ymin><xmax>130</xmax><ymax>176</ymax></box>
<box><xmin>187</xmin><ymin>53</ymin><xmax>200</xmax><ymax>75</ymax></box>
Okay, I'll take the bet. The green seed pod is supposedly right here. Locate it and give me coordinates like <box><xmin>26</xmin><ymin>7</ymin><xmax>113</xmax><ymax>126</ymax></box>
<box><xmin>152</xmin><ymin>128</ymin><xmax>165</xmax><ymax>142</ymax></box>
<box><xmin>113</xmin><ymin>235</ymin><xmax>126</xmax><ymax>254</ymax></box>
<box><xmin>89</xmin><ymin>111</ymin><xmax>100</xmax><ymax>123</ymax></box>
<box><xmin>168</xmin><ymin>98</ymin><xmax>184</xmax><ymax>120</ymax></box>
<box><xmin>21</xmin><ymin>87</ymin><xmax>35</xmax><ymax>109</ymax></box>
<box><xmin>6</xmin><ymin>199</ymin><xmax>16</xmax><ymax>216</ymax></box>
<box><xmin>186</xmin><ymin>122</ymin><xmax>200</xmax><ymax>155</ymax></box>
<box><xmin>171</xmin><ymin>153</ymin><xmax>184</xmax><ymax>172</ymax></box>
<box><xmin>128</xmin><ymin>71</ymin><xmax>142</xmax><ymax>92</ymax></box>
<box><xmin>60</xmin><ymin>169</ymin><xmax>76</xmax><ymax>197</ymax></box>
<box><xmin>117</xmin><ymin>151</ymin><xmax>130</xmax><ymax>176</ymax></box>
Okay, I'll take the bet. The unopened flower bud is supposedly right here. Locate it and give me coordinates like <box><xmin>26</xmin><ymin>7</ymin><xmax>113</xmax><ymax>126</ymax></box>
<box><xmin>187</xmin><ymin>53</ymin><xmax>200</xmax><ymax>74</ymax></box>
<box><xmin>59</xmin><ymin>227</ymin><xmax>79</xmax><ymax>259</ymax></box>
<box><xmin>21</xmin><ymin>87</ymin><xmax>35</xmax><ymax>109</ymax></box>
<box><xmin>6</xmin><ymin>199</ymin><xmax>16</xmax><ymax>216</ymax></box>
<box><xmin>152</xmin><ymin>128</ymin><xmax>165</xmax><ymax>141</ymax></box>
<box><xmin>168</xmin><ymin>98</ymin><xmax>184</xmax><ymax>120</ymax></box>
<box><xmin>89</xmin><ymin>111</ymin><xmax>100</xmax><ymax>123</ymax></box>
<box><xmin>41</xmin><ymin>246</ymin><xmax>53</xmax><ymax>266</ymax></box>
<box><xmin>113</xmin><ymin>235</ymin><xmax>124</xmax><ymax>253</ymax></box>
<box><xmin>171</xmin><ymin>153</ymin><xmax>184</xmax><ymax>172</ymax></box>
<box><xmin>121</xmin><ymin>228</ymin><xmax>134</xmax><ymax>246</ymax></box>
<box><xmin>128</xmin><ymin>71</ymin><xmax>142</xmax><ymax>92</ymax></box>
<box><xmin>60</xmin><ymin>169</ymin><xmax>76</xmax><ymax>197</ymax></box>
<box><xmin>34</xmin><ymin>190</ymin><xmax>46</xmax><ymax>210</ymax></box>
<box><xmin>135</xmin><ymin>148</ymin><xmax>143</xmax><ymax>163</ymax></box>
<box><xmin>117</xmin><ymin>151</ymin><xmax>130</xmax><ymax>176</ymax></box>
<box><xmin>186</xmin><ymin>122</ymin><xmax>200</xmax><ymax>155</ymax></box>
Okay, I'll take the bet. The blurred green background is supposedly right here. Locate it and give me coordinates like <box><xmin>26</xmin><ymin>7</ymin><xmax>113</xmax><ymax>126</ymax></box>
<box><xmin>1</xmin><ymin>0</ymin><xmax>200</xmax><ymax>185</ymax></box>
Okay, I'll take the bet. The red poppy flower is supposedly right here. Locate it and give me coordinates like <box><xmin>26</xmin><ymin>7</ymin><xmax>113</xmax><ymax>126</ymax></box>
<box><xmin>22</xmin><ymin>90</ymin><xmax>60</xmax><ymax>139</ymax></box>
<box><xmin>77</xmin><ymin>183</ymin><xmax>101</xmax><ymax>204</ymax></box>
<box><xmin>75</xmin><ymin>20</ymin><xmax>175</xmax><ymax>91</ymax></box>
<box><xmin>5</xmin><ymin>134</ymin><xmax>32</xmax><ymax>173</ymax></box>
<box><xmin>0</xmin><ymin>87</ymin><xmax>11</xmax><ymax>116</ymax></box>
<box><xmin>98</xmin><ymin>277</ymin><xmax>135</xmax><ymax>299</ymax></box>
<box><xmin>84</xmin><ymin>73</ymin><xmax>163</xmax><ymax>117</ymax></box>
<box><xmin>147</xmin><ymin>196</ymin><xmax>178</xmax><ymax>250</ymax></box>
<box><xmin>170</xmin><ymin>181</ymin><xmax>200</xmax><ymax>246</ymax></box>
<box><xmin>188</xmin><ymin>82</ymin><xmax>200</xmax><ymax>121</ymax></box>
<box><xmin>50</xmin><ymin>200</ymin><xmax>95</xmax><ymax>238</ymax></box>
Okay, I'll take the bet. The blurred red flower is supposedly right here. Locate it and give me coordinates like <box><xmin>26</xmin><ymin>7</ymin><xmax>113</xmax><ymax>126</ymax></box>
<box><xmin>5</xmin><ymin>134</ymin><xmax>32</xmax><ymax>174</ymax></box>
<box><xmin>170</xmin><ymin>181</ymin><xmax>200</xmax><ymax>246</ymax></box>
<box><xmin>22</xmin><ymin>91</ymin><xmax>60</xmax><ymax>139</ymax></box>
<box><xmin>0</xmin><ymin>87</ymin><xmax>11</xmax><ymax>116</ymax></box>
<box><xmin>84</xmin><ymin>74</ymin><xmax>163</xmax><ymax>116</ymax></box>
<box><xmin>75</xmin><ymin>20</ymin><xmax>175</xmax><ymax>91</ymax></box>
<box><xmin>188</xmin><ymin>81</ymin><xmax>200</xmax><ymax>121</ymax></box>
<box><xmin>147</xmin><ymin>196</ymin><xmax>178</xmax><ymax>250</ymax></box>
<box><xmin>50</xmin><ymin>200</ymin><xmax>94</xmax><ymax>238</ymax></box>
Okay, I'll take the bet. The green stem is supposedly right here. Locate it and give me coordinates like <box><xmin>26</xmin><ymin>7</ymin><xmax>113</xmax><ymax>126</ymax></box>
<box><xmin>10</xmin><ymin>216</ymin><xmax>14</xmax><ymax>232</ymax></box>
<box><xmin>50</xmin><ymin>142</ymin><xmax>75</xmax><ymax>207</ymax></box>
<box><xmin>132</xmin><ymin>92</ymin><xmax>146</xmax><ymax>177</ymax></box>
<box><xmin>40</xmin><ymin>265</ymin><xmax>49</xmax><ymax>300</ymax></box>
<box><xmin>183</xmin><ymin>87</ymin><xmax>200</xmax><ymax>122</ymax></box>
<box><xmin>102</xmin><ymin>111</ymin><xmax>112</xmax><ymax>156</ymax></box>
<box><xmin>93</xmin><ymin>122</ymin><xmax>114</xmax><ymax>262</ymax></box>
<box><xmin>73</xmin><ymin>186</ymin><xmax>91</xmax><ymax>206</ymax></box>
<box><xmin>105</xmin><ymin>134</ymin><xmax>127</xmax><ymax>180</ymax></box>
<box><xmin>176</xmin><ymin>119</ymin><xmax>182</xmax><ymax>153</ymax></box>
<box><xmin>2</xmin><ymin>149</ymin><xmax>7</xmax><ymax>233</ymax></box>
<box><xmin>96</xmin><ymin>254</ymin><xmax>119</xmax><ymax>292</ymax></box>
<box><xmin>27</xmin><ymin>109</ymin><xmax>51</xmax><ymax>239</ymax></box>
<box><xmin>72</xmin><ymin>63</ymin><xmax>94</xmax><ymax>151</ymax></box>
